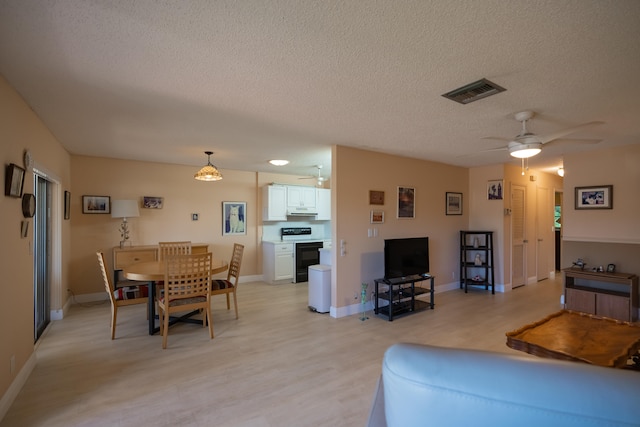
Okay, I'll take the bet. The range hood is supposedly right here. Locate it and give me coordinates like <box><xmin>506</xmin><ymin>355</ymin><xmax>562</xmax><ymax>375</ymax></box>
<box><xmin>287</xmin><ymin>207</ymin><xmax>318</xmax><ymax>217</ymax></box>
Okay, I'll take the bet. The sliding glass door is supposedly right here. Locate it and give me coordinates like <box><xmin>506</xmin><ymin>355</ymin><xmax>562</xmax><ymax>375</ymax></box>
<box><xmin>34</xmin><ymin>174</ymin><xmax>51</xmax><ymax>342</ymax></box>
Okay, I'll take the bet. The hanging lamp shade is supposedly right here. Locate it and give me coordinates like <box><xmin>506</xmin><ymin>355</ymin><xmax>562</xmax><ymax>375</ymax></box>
<box><xmin>194</xmin><ymin>151</ymin><xmax>223</xmax><ymax>181</ymax></box>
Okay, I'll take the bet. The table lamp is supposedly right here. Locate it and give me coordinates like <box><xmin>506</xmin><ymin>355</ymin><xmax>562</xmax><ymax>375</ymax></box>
<box><xmin>111</xmin><ymin>199</ymin><xmax>140</xmax><ymax>248</ymax></box>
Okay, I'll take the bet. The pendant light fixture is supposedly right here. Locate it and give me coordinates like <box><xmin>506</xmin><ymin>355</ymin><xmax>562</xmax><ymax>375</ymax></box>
<box><xmin>194</xmin><ymin>151</ymin><xmax>223</xmax><ymax>181</ymax></box>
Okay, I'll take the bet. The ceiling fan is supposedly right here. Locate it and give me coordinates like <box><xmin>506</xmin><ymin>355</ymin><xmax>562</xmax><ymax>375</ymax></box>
<box><xmin>298</xmin><ymin>165</ymin><xmax>326</xmax><ymax>186</ymax></box>
<box><xmin>483</xmin><ymin>111</ymin><xmax>603</xmax><ymax>158</ymax></box>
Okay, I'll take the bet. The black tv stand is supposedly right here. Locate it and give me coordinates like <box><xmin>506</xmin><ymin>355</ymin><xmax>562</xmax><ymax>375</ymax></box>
<box><xmin>374</xmin><ymin>275</ymin><xmax>435</xmax><ymax>321</ymax></box>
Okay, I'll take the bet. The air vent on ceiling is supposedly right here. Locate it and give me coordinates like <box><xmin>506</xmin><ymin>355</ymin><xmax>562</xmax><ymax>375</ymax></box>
<box><xmin>442</xmin><ymin>78</ymin><xmax>506</xmax><ymax>105</ymax></box>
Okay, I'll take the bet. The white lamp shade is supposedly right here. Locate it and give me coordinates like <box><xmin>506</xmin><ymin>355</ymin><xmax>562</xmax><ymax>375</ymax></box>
<box><xmin>508</xmin><ymin>141</ymin><xmax>542</xmax><ymax>159</ymax></box>
<box><xmin>111</xmin><ymin>200</ymin><xmax>140</xmax><ymax>219</ymax></box>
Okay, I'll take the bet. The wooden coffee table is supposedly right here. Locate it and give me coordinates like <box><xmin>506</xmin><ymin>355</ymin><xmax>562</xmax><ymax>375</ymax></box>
<box><xmin>506</xmin><ymin>310</ymin><xmax>640</xmax><ymax>368</ymax></box>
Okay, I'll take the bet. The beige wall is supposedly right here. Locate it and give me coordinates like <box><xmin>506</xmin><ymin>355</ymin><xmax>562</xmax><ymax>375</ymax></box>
<box><xmin>1</xmin><ymin>76</ymin><xmax>71</xmax><ymax>407</ymax></box>
<box><xmin>69</xmin><ymin>157</ymin><xmax>322</xmax><ymax>296</ymax></box>
<box><xmin>561</xmin><ymin>143</ymin><xmax>640</xmax><ymax>276</ymax></box>
<box><xmin>332</xmin><ymin>146</ymin><xmax>469</xmax><ymax>316</ymax></box>
<box><xmin>563</xmin><ymin>144</ymin><xmax>640</xmax><ymax>244</ymax></box>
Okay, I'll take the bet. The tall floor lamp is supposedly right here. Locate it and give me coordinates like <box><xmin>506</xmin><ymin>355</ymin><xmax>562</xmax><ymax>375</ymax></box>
<box><xmin>111</xmin><ymin>200</ymin><xmax>140</xmax><ymax>248</ymax></box>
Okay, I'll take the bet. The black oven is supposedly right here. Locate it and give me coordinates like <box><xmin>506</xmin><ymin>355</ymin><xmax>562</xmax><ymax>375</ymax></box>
<box><xmin>295</xmin><ymin>241</ymin><xmax>323</xmax><ymax>283</ymax></box>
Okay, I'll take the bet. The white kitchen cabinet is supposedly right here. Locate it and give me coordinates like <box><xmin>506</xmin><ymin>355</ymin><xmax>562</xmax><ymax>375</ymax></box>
<box><xmin>263</xmin><ymin>242</ymin><xmax>294</xmax><ymax>284</ymax></box>
<box><xmin>262</xmin><ymin>185</ymin><xmax>287</xmax><ymax>221</ymax></box>
<box><xmin>287</xmin><ymin>185</ymin><xmax>316</xmax><ymax>209</ymax></box>
<box><xmin>316</xmin><ymin>188</ymin><xmax>331</xmax><ymax>220</ymax></box>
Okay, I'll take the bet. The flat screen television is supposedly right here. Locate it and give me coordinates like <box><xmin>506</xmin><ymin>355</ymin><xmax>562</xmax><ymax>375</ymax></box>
<box><xmin>384</xmin><ymin>237</ymin><xmax>429</xmax><ymax>280</ymax></box>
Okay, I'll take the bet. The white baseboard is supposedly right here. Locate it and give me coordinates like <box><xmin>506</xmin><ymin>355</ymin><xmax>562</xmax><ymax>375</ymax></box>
<box><xmin>0</xmin><ymin>352</ymin><xmax>36</xmax><ymax>422</ymax></box>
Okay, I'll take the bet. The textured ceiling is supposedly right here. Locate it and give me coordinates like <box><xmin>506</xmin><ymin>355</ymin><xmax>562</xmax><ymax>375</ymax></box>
<box><xmin>1</xmin><ymin>0</ymin><xmax>640</xmax><ymax>178</ymax></box>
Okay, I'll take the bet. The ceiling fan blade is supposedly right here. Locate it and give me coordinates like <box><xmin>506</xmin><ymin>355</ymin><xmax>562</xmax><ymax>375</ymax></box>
<box><xmin>540</xmin><ymin>121</ymin><xmax>604</xmax><ymax>144</ymax></box>
<box><xmin>543</xmin><ymin>138</ymin><xmax>602</xmax><ymax>148</ymax></box>
<box><xmin>481</xmin><ymin>136</ymin><xmax>510</xmax><ymax>142</ymax></box>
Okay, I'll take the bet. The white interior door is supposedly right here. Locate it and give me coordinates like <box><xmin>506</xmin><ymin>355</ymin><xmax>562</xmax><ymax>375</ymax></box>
<box><xmin>536</xmin><ymin>186</ymin><xmax>550</xmax><ymax>281</ymax></box>
<box><xmin>511</xmin><ymin>184</ymin><xmax>526</xmax><ymax>288</ymax></box>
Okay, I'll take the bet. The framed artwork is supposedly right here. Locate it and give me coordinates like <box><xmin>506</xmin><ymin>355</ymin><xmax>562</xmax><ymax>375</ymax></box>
<box><xmin>143</xmin><ymin>196</ymin><xmax>164</xmax><ymax>209</ymax></box>
<box><xmin>397</xmin><ymin>186</ymin><xmax>415</xmax><ymax>219</ymax></box>
<box><xmin>575</xmin><ymin>185</ymin><xmax>613</xmax><ymax>210</ymax></box>
<box><xmin>82</xmin><ymin>195</ymin><xmax>110</xmax><ymax>214</ymax></box>
<box><xmin>445</xmin><ymin>192</ymin><xmax>463</xmax><ymax>215</ymax></box>
<box><xmin>369</xmin><ymin>190</ymin><xmax>385</xmax><ymax>205</ymax></box>
<box><xmin>487</xmin><ymin>180</ymin><xmax>503</xmax><ymax>200</ymax></box>
<box><xmin>370</xmin><ymin>210</ymin><xmax>384</xmax><ymax>224</ymax></box>
<box><xmin>5</xmin><ymin>163</ymin><xmax>25</xmax><ymax>198</ymax></box>
<box><xmin>64</xmin><ymin>191</ymin><xmax>71</xmax><ymax>220</ymax></box>
<box><xmin>222</xmin><ymin>201</ymin><xmax>246</xmax><ymax>236</ymax></box>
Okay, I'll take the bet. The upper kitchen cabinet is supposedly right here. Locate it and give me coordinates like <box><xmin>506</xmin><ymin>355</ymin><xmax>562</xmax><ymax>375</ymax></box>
<box><xmin>262</xmin><ymin>185</ymin><xmax>287</xmax><ymax>221</ymax></box>
<box><xmin>316</xmin><ymin>188</ymin><xmax>331</xmax><ymax>220</ymax></box>
<box><xmin>287</xmin><ymin>185</ymin><xmax>316</xmax><ymax>209</ymax></box>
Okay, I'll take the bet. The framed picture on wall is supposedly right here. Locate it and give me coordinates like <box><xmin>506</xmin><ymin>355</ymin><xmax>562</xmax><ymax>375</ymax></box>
<box><xmin>575</xmin><ymin>185</ymin><xmax>613</xmax><ymax>210</ymax></box>
<box><xmin>369</xmin><ymin>190</ymin><xmax>385</xmax><ymax>205</ymax></box>
<box><xmin>82</xmin><ymin>195</ymin><xmax>110</xmax><ymax>214</ymax></box>
<box><xmin>222</xmin><ymin>201</ymin><xmax>246</xmax><ymax>236</ymax></box>
<box><xmin>370</xmin><ymin>210</ymin><xmax>384</xmax><ymax>224</ymax></box>
<box><xmin>143</xmin><ymin>196</ymin><xmax>164</xmax><ymax>209</ymax></box>
<box><xmin>5</xmin><ymin>163</ymin><xmax>25</xmax><ymax>198</ymax></box>
<box><xmin>445</xmin><ymin>192</ymin><xmax>462</xmax><ymax>215</ymax></box>
<box><xmin>487</xmin><ymin>180</ymin><xmax>503</xmax><ymax>200</ymax></box>
<box><xmin>397</xmin><ymin>187</ymin><xmax>415</xmax><ymax>219</ymax></box>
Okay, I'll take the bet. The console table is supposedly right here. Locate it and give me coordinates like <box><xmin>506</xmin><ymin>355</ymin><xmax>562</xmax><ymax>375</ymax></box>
<box><xmin>563</xmin><ymin>268</ymin><xmax>638</xmax><ymax>322</ymax></box>
<box><xmin>374</xmin><ymin>275</ymin><xmax>435</xmax><ymax>321</ymax></box>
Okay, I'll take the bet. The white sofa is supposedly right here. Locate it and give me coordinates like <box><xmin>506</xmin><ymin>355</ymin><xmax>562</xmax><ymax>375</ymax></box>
<box><xmin>367</xmin><ymin>343</ymin><xmax>640</xmax><ymax>427</ymax></box>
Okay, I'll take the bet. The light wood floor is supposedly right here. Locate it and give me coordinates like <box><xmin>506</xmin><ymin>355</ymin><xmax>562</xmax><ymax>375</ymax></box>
<box><xmin>2</xmin><ymin>277</ymin><xmax>564</xmax><ymax>426</ymax></box>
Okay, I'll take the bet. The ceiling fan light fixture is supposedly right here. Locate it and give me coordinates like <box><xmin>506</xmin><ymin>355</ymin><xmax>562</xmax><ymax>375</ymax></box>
<box><xmin>194</xmin><ymin>151</ymin><xmax>223</xmax><ymax>181</ymax></box>
<box><xmin>509</xmin><ymin>142</ymin><xmax>542</xmax><ymax>159</ymax></box>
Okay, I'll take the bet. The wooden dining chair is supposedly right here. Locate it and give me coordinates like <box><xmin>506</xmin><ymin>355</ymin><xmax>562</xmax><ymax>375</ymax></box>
<box><xmin>211</xmin><ymin>243</ymin><xmax>244</xmax><ymax>319</ymax></box>
<box><xmin>158</xmin><ymin>241</ymin><xmax>192</xmax><ymax>260</ymax></box>
<box><xmin>156</xmin><ymin>241</ymin><xmax>193</xmax><ymax>301</ymax></box>
<box><xmin>157</xmin><ymin>253</ymin><xmax>214</xmax><ymax>349</ymax></box>
<box><xmin>96</xmin><ymin>252</ymin><xmax>148</xmax><ymax>339</ymax></box>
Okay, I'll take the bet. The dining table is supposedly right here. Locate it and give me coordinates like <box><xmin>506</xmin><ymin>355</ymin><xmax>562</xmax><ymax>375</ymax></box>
<box><xmin>123</xmin><ymin>258</ymin><xmax>228</xmax><ymax>335</ymax></box>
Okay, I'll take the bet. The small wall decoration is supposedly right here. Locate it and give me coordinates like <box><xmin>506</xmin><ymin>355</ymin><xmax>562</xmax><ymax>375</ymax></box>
<box><xmin>575</xmin><ymin>185</ymin><xmax>613</xmax><ymax>210</ymax></box>
<box><xmin>370</xmin><ymin>210</ymin><xmax>384</xmax><ymax>224</ymax></box>
<box><xmin>5</xmin><ymin>163</ymin><xmax>25</xmax><ymax>198</ymax></box>
<box><xmin>143</xmin><ymin>196</ymin><xmax>164</xmax><ymax>209</ymax></box>
<box><xmin>487</xmin><ymin>180</ymin><xmax>503</xmax><ymax>200</ymax></box>
<box><xmin>397</xmin><ymin>186</ymin><xmax>415</xmax><ymax>219</ymax></box>
<box><xmin>21</xmin><ymin>220</ymin><xmax>29</xmax><ymax>238</ymax></box>
<box><xmin>222</xmin><ymin>201</ymin><xmax>246</xmax><ymax>236</ymax></box>
<box><xmin>445</xmin><ymin>192</ymin><xmax>462</xmax><ymax>215</ymax></box>
<box><xmin>82</xmin><ymin>195</ymin><xmax>110</xmax><ymax>214</ymax></box>
<box><xmin>22</xmin><ymin>193</ymin><xmax>36</xmax><ymax>218</ymax></box>
<box><xmin>64</xmin><ymin>191</ymin><xmax>71</xmax><ymax>220</ymax></box>
<box><xmin>369</xmin><ymin>190</ymin><xmax>385</xmax><ymax>205</ymax></box>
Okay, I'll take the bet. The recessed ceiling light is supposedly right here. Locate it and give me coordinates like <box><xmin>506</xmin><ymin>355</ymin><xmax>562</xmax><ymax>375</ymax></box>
<box><xmin>269</xmin><ymin>160</ymin><xmax>289</xmax><ymax>166</ymax></box>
